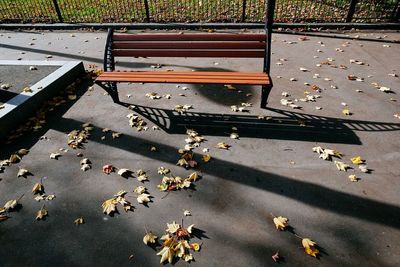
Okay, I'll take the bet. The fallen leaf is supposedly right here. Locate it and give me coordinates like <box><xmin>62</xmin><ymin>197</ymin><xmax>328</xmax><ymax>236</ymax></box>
<box><xmin>184</xmin><ymin>210</ymin><xmax>191</xmax><ymax>216</ymax></box>
<box><xmin>117</xmin><ymin>168</ymin><xmax>131</xmax><ymax>177</ymax></box>
<box><xmin>50</xmin><ymin>153</ymin><xmax>61</xmax><ymax>159</ymax></box>
<box><xmin>349</xmin><ymin>174</ymin><xmax>359</xmax><ymax>182</ymax></box>
<box><xmin>166</xmin><ymin>221</ymin><xmax>180</xmax><ymax>234</ymax></box>
<box><xmin>272</xmin><ymin>251</ymin><xmax>280</xmax><ymax>262</ymax></box>
<box><xmin>302</xmin><ymin>238</ymin><xmax>319</xmax><ymax>257</ymax></box>
<box><xmin>137</xmin><ymin>193</ymin><xmax>151</xmax><ymax>204</ymax></box>
<box><xmin>342</xmin><ymin>109</ymin><xmax>351</xmax><ymax>116</ymax></box>
<box><xmin>157</xmin><ymin>246</ymin><xmax>174</xmax><ymax>264</ymax></box>
<box><xmin>4</xmin><ymin>199</ymin><xmax>18</xmax><ymax>211</ymax></box>
<box><xmin>143</xmin><ymin>232</ymin><xmax>158</xmax><ymax>245</ymax></box>
<box><xmin>36</xmin><ymin>207</ymin><xmax>48</xmax><ymax>220</ymax></box>
<box><xmin>102</xmin><ymin>164</ymin><xmax>114</xmax><ymax>174</ymax></box>
<box><xmin>134</xmin><ymin>186</ymin><xmax>146</xmax><ymax>195</ymax></box>
<box><xmin>32</xmin><ymin>182</ymin><xmax>44</xmax><ymax>194</ymax></box>
<box><xmin>9</xmin><ymin>154</ymin><xmax>21</xmax><ymax>163</ymax></box>
<box><xmin>335</xmin><ymin>161</ymin><xmax>350</xmax><ymax>171</ymax></box>
<box><xmin>351</xmin><ymin>156</ymin><xmax>364</xmax><ymax>165</ymax></box>
<box><xmin>202</xmin><ymin>154</ymin><xmax>211</xmax><ymax>163</ymax></box>
<box><xmin>359</xmin><ymin>164</ymin><xmax>369</xmax><ymax>173</ymax></box>
<box><xmin>216</xmin><ymin>142</ymin><xmax>230</xmax><ymax>150</ymax></box>
<box><xmin>273</xmin><ymin>216</ymin><xmax>289</xmax><ymax>231</ymax></box>
<box><xmin>81</xmin><ymin>164</ymin><xmax>91</xmax><ymax>171</ymax></box>
<box><xmin>17</xmin><ymin>168</ymin><xmax>30</xmax><ymax>177</ymax></box>
<box><xmin>102</xmin><ymin>198</ymin><xmax>118</xmax><ymax>215</ymax></box>
<box><xmin>74</xmin><ymin>217</ymin><xmax>84</xmax><ymax>225</ymax></box>
<box><xmin>17</xmin><ymin>149</ymin><xmax>29</xmax><ymax>156</ymax></box>
<box><xmin>230</xmin><ymin>132</ymin><xmax>239</xmax><ymax>139</ymax></box>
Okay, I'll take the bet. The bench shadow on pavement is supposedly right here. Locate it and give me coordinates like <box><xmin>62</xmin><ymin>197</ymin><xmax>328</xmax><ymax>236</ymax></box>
<box><xmin>118</xmin><ymin>102</ymin><xmax>400</xmax><ymax>145</ymax></box>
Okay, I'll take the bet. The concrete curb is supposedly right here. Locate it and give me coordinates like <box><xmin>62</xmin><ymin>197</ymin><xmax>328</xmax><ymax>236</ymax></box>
<box><xmin>0</xmin><ymin>22</ymin><xmax>399</xmax><ymax>31</ymax></box>
<box><xmin>0</xmin><ymin>60</ymin><xmax>84</xmax><ymax>140</ymax></box>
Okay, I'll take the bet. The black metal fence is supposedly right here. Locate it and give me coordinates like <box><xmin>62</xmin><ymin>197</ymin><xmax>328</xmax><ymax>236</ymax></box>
<box><xmin>0</xmin><ymin>0</ymin><xmax>399</xmax><ymax>24</ymax></box>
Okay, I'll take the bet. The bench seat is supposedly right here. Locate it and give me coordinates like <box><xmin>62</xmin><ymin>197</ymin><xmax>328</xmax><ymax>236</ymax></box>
<box><xmin>97</xmin><ymin>71</ymin><xmax>271</xmax><ymax>85</ymax></box>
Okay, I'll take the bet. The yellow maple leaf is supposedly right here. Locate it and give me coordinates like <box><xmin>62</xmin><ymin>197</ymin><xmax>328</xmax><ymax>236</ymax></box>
<box><xmin>143</xmin><ymin>232</ymin><xmax>158</xmax><ymax>245</ymax></box>
<box><xmin>102</xmin><ymin>198</ymin><xmax>118</xmax><ymax>215</ymax></box>
<box><xmin>157</xmin><ymin>246</ymin><xmax>175</xmax><ymax>264</ymax></box>
<box><xmin>36</xmin><ymin>207</ymin><xmax>48</xmax><ymax>220</ymax></box>
<box><xmin>348</xmin><ymin>174</ymin><xmax>359</xmax><ymax>182</ymax></box>
<box><xmin>202</xmin><ymin>154</ymin><xmax>211</xmax><ymax>163</ymax></box>
<box><xmin>273</xmin><ymin>216</ymin><xmax>289</xmax><ymax>231</ymax></box>
<box><xmin>32</xmin><ymin>182</ymin><xmax>44</xmax><ymax>194</ymax></box>
<box><xmin>342</xmin><ymin>108</ymin><xmax>351</xmax><ymax>116</ymax></box>
<box><xmin>216</xmin><ymin>142</ymin><xmax>230</xmax><ymax>150</ymax></box>
<box><xmin>74</xmin><ymin>217</ymin><xmax>84</xmax><ymax>225</ymax></box>
<box><xmin>351</xmin><ymin>156</ymin><xmax>364</xmax><ymax>165</ymax></box>
<box><xmin>302</xmin><ymin>238</ymin><xmax>319</xmax><ymax>257</ymax></box>
<box><xmin>334</xmin><ymin>161</ymin><xmax>350</xmax><ymax>171</ymax></box>
<box><xmin>166</xmin><ymin>221</ymin><xmax>180</xmax><ymax>234</ymax></box>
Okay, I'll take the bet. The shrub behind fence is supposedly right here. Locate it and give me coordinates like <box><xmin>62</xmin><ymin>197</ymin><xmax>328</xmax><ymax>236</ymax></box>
<box><xmin>0</xmin><ymin>0</ymin><xmax>398</xmax><ymax>24</ymax></box>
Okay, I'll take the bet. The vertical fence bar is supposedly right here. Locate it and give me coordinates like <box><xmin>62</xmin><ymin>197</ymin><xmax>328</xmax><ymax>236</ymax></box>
<box><xmin>52</xmin><ymin>0</ymin><xmax>63</xmax><ymax>22</ymax></box>
<box><xmin>242</xmin><ymin>0</ymin><xmax>247</xmax><ymax>22</ymax></box>
<box><xmin>346</xmin><ymin>0</ymin><xmax>358</xmax><ymax>22</ymax></box>
<box><xmin>144</xmin><ymin>0</ymin><xmax>150</xmax><ymax>22</ymax></box>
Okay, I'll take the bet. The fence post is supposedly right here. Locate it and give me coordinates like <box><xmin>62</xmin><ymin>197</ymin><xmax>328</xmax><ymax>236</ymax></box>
<box><xmin>144</xmin><ymin>0</ymin><xmax>150</xmax><ymax>22</ymax></box>
<box><xmin>242</xmin><ymin>0</ymin><xmax>247</xmax><ymax>22</ymax></box>
<box><xmin>52</xmin><ymin>0</ymin><xmax>63</xmax><ymax>23</ymax></box>
<box><xmin>346</xmin><ymin>0</ymin><xmax>358</xmax><ymax>22</ymax></box>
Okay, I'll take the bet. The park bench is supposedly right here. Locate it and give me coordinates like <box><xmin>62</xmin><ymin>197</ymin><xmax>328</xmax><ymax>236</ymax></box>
<box><xmin>95</xmin><ymin>2</ymin><xmax>275</xmax><ymax>108</ymax></box>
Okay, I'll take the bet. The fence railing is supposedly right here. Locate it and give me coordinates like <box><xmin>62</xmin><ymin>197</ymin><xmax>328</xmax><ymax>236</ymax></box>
<box><xmin>0</xmin><ymin>0</ymin><xmax>399</xmax><ymax>24</ymax></box>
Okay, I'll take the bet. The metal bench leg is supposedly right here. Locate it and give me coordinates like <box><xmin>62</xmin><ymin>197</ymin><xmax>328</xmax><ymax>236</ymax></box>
<box><xmin>96</xmin><ymin>81</ymin><xmax>120</xmax><ymax>103</ymax></box>
<box><xmin>261</xmin><ymin>84</ymin><xmax>272</xmax><ymax>108</ymax></box>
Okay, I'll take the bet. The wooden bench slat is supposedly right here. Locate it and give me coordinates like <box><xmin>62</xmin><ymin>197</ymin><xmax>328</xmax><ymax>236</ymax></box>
<box><xmin>113</xmin><ymin>33</ymin><xmax>267</xmax><ymax>42</ymax></box>
<box><xmin>99</xmin><ymin>74</ymin><xmax>268</xmax><ymax>81</ymax></box>
<box><xmin>112</xmin><ymin>42</ymin><xmax>265</xmax><ymax>50</ymax></box>
<box><xmin>113</xmin><ymin>50</ymin><xmax>265</xmax><ymax>58</ymax></box>
<box><xmin>97</xmin><ymin>76</ymin><xmax>269</xmax><ymax>85</ymax></box>
<box><xmin>102</xmin><ymin>71</ymin><xmax>268</xmax><ymax>77</ymax></box>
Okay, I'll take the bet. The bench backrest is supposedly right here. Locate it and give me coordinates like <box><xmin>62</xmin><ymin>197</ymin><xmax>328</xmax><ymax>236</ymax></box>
<box><xmin>104</xmin><ymin>1</ymin><xmax>275</xmax><ymax>73</ymax></box>
<box><xmin>110</xmin><ymin>32</ymin><xmax>266</xmax><ymax>59</ymax></box>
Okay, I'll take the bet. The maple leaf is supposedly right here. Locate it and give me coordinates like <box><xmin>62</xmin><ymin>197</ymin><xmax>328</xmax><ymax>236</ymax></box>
<box><xmin>17</xmin><ymin>149</ymin><xmax>29</xmax><ymax>156</ymax></box>
<box><xmin>9</xmin><ymin>154</ymin><xmax>21</xmax><ymax>163</ymax></box>
<box><xmin>32</xmin><ymin>182</ymin><xmax>44</xmax><ymax>194</ymax></box>
<box><xmin>351</xmin><ymin>156</ymin><xmax>364</xmax><ymax>165</ymax></box>
<box><xmin>184</xmin><ymin>210</ymin><xmax>191</xmax><ymax>216</ymax></box>
<box><xmin>143</xmin><ymin>232</ymin><xmax>158</xmax><ymax>245</ymax></box>
<box><xmin>302</xmin><ymin>238</ymin><xmax>319</xmax><ymax>257</ymax></box>
<box><xmin>166</xmin><ymin>221</ymin><xmax>180</xmax><ymax>234</ymax></box>
<box><xmin>36</xmin><ymin>207</ymin><xmax>48</xmax><ymax>220</ymax></box>
<box><xmin>312</xmin><ymin>146</ymin><xmax>324</xmax><ymax>154</ymax></box>
<box><xmin>272</xmin><ymin>251</ymin><xmax>280</xmax><ymax>262</ymax></box>
<box><xmin>359</xmin><ymin>164</ymin><xmax>369</xmax><ymax>173</ymax></box>
<box><xmin>334</xmin><ymin>161</ymin><xmax>350</xmax><ymax>171</ymax></box>
<box><xmin>81</xmin><ymin>164</ymin><xmax>91</xmax><ymax>171</ymax></box>
<box><xmin>74</xmin><ymin>217</ymin><xmax>84</xmax><ymax>225</ymax></box>
<box><xmin>273</xmin><ymin>216</ymin><xmax>289</xmax><ymax>231</ymax></box>
<box><xmin>4</xmin><ymin>199</ymin><xmax>18</xmax><ymax>211</ymax></box>
<box><xmin>342</xmin><ymin>108</ymin><xmax>351</xmax><ymax>116</ymax></box>
<box><xmin>102</xmin><ymin>198</ymin><xmax>118</xmax><ymax>215</ymax></box>
<box><xmin>102</xmin><ymin>164</ymin><xmax>114</xmax><ymax>174</ymax></box>
<box><xmin>348</xmin><ymin>174</ymin><xmax>359</xmax><ymax>182</ymax></box>
<box><xmin>134</xmin><ymin>186</ymin><xmax>146</xmax><ymax>195</ymax></box>
<box><xmin>230</xmin><ymin>132</ymin><xmax>239</xmax><ymax>139</ymax></box>
<box><xmin>80</xmin><ymin>158</ymin><xmax>91</xmax><ymax>165</ymax></box>
<box><xmin>216</xmin><ymin>142</ymin><xmax>230</xmax><ymax>150</ymax></box>
<box><xmin>157</xmin><ymin>246</ymin><xmax>175</xmax><ymax>264</ymax></box>
<box><xmin>50</xmin><ymin>153</ymin><xmax>61</xmax><ymax>159</ymax></box>
<box><xmin>117</xmin><ymin>168</ymin><xmax>132</xmax><ymax>177</ymax></box>
<box><xmin>158</xmin><ymin>167</ymin><xmax>170</xmax><ymax>175</ymax></box>
<box><xmin>184</xmin><ymin>253</ymin><xmax>194</xmax><ymax>262</ymax></box>
<box><xmin>137</xmin><ymin>193</ymin><xmax>151</xmax><ymax>204</ymax></box>
<box><xmin>188</xmin><ymin>172</ymin><xmax>200</xmax><ymax>182</ymax></box>
<box><xmin>202</xmin><ymin>154</ymin><xmax>211</xmax><ymax>163</ymax></box>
